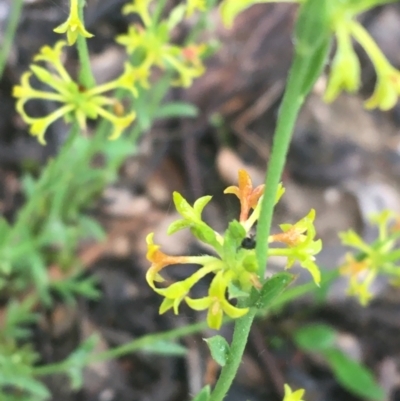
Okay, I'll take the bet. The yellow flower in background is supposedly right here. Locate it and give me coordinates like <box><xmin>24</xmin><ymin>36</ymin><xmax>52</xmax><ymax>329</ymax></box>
<box><xmin>324</xmin><ymin>24</ymin><xmax>360</xmax><ymax>103</ymax></box>
<box><xmin>339</xmin><ymin>254</ymin><xmax>375</xmax><ymax>306</ymax></box>
<box><xmin>54</xmin><ymin>0</ymin><xmax>93</xmax><ymax>45</ymax></box>
<box><xmin>186</xmin><ymin>0</ymin><xmax>207</xmax><ymax>17</ymax></box>
<box><xmin>122</xmin><ymin>0</ymin><xmax>152</xmax><ymax>27</ymax></box>
<box><xmin>283</xmin><ymin>384</ymin><xmax>305</xmax><ymax>401</ymax></box>
<box><xmin>13</xmin><ymin>42</ymin><xmax>140</xmax><ymax>144</ymax></box>
<box><xmin>269</xmin><ymin>210</ymin><xmax>322</xmax><ymax>285</ymax></box>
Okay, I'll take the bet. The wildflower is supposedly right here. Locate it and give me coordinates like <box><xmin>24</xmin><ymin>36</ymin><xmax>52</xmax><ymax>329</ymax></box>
<box><xmin>186</xmin><ymin>0</ymin><xmax>207</xmax><ymax>17</ymax></box>
<box><xmin>122</xmin><ymin>0</ymin><xmax>152</xmax><ymax>27</ymax></box>
<box><xmin>186</xmin><ymin>271</ymin><xmax>249</xmax><ymax>330</ymax></box>
<box><xmin>224</xmin><ymin>169</ymin><xmax>265</xmax><ymax>224</ymax></box>
<box><xmin>269</xmin><ymin>210</ymin><xmax>322</xmax><ymax>285</ymax></box>
<box><xmin>324</xmin><ymin>24</ymin><xmax>360</xmax><ymax>102</ymax></box>
<box><xmin>340</xmin><ymin>254</ymin><xmax>375</xmax><ymax>305</ymax></box>
<box><xmin>54</xmin><ymin>0</ymin><xmax>93</xmax><ymax>45</ymax></box>
<box><xmin>13</xmin><ymin>42</ymin><xmax>142</xmax><ymax>144</ymax></box>
<box><xmin>146</xmin><ymin>233</ymin><xmax>220</xmax><ymax>290</ymax></box>
<box><xmin>117</xmin><ymin>11</ymin><xmax>206</xmax><ymax>88</ymax></box>
<box><xmin>283</xmin><ymin>384</ymin><xmax>305</xmax><ymax>401</ymax></box>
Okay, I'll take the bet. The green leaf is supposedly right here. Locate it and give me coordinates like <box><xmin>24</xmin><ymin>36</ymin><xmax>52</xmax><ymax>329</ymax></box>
<box><xmin>0</xmin><ymin>348</ymin><xmax>50</xmax><ymax>400</ymax></box>
<box><xmin>64</xmin><ymin>335</ymin><xmax>99</xmax><ymax>390</ymax></box>
<box><xmin>167</xmin><ymin>4</ymin><xmax>186</xmax><ymax>30</ymax></box>
<box><xmin>191</xmin><ymin>224</ymin><xmax>220</xmax><ymax>250</ymax></box>
<box><xmin>21</xmin><ymin>174</ymin><xmax>37</xmax><ymax>199</ymax></box>
<box><xmin>300</xmin><ymin>36</ymin><xmax>331</xmax><ymax>96</ymax></box>
<box><xmin>228</xmin><ymin>282</ymin><xmax>250</xmax><ymax>299</ymax></box>
<box><xmin>294</xmin><ymin>323</ymin><xmax>337</xmax><ymax>352</ymax></box>
<box><xmin>0</xmin><ymin>218</ymin><xmax>11</xmax><ymax>243</ymax></box>
<box><xmin>173</xmin><ymin>192</ymin><xmax>197</xmax><ymax>221</ymax></box>
<box><xmin>250</xmin><ymin>272</ymin><xmax>293</xmax><ymax>309</ymax></box>
<box><xmin>78</xmin><ymin>216</ymin><xmax>106</xmax><ymax>241</ymax></box>
<box><xmin>167</xmin><ymin>219</ymin><xmax>191</xmax><ymax>235</ymax></box>
<box><xmin>140</xmin><ymin>340</ymin><xmax>188</xmax><ymax>356</ymax></box>
<box><xmin>192</xmin><ymin>385</ymin><xmax>211</xmax><ymax>401</ymax></box>
<box><xmin>204</xmin><ymin>335</ymin><xmax>230</xmax><ymax>367</ymax></box>
<box><xmin>193</xmin><ymin>195</ymin><xmax>212</xmax><ymax>218</ymax></box>
<box><xmin>323</xmin><ymin>348</ymin><xmax>384</xmax><ymax>401</ymax></box>
<box><xmin>155</xmin><ymin>101</ymin><xmax>198</xmax><ymax>119</ymax></box>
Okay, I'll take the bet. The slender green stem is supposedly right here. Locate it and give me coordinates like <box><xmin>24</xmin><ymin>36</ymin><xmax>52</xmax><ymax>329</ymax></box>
<box><xmin>209</xmin><ymin>58</ymin><xmax>306</xmax><ymax>401</ymax></box>
<box><xmin>209</xmin><ymin>8</ymin><xmax>331</xmax><ymax>401</ymax></box>
<box><xmin>33</xmin><ymin>319</ymin><xmax>210</xmax><ymax>376</ymax></box>
<box><xmin>77</xmin><ymin>0</ymin><xmax>96</xmax><ymax>88</ymax></box>
<box><xmin>0</xmin><ymin>0</ymin><xmax>24</xmax><ymax>78</ymax></box>
<box><xmin>255</xmin><ymin>54</ymin><xmax>310</xmax><ymax>280</ymax></box>
<box><xmin>208</xmin><ymin>309</ymin><xmax>256</xmax><ymax>401</ymax></box>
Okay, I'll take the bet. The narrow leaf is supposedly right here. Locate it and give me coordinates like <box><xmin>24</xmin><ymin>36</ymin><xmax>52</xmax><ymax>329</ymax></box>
<box><xmin>294</xmin><ymin>323</ymin><xmax>337</xmax><ymax>352</ymax></box>
<box><xmin>156</xmin><ymin>102</ymin><xmax>198</xmax><ymax>119</ymax></box>
<box><xmin>192</xmin><ymin>385</ymin><xmax>211</xmax><ymax>401</ymax></box>
<box><xmin>250</xmin><ymin>272</ymin><xmax>293</xmax><ymax>309</ymax></box>
<box><xmin>323</xmin><ymin>348</ymin><xmax>384</xmax><ymax>401</ymax></box>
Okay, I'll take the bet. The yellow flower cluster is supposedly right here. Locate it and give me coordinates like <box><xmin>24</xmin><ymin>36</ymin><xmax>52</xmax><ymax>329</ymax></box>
<box><xmin>12</xmin><ymin>42</ymin><xmax>146</xmax><ymax>144</ymax></box>
<box><xmin>116</xmin><ymin>0</ymin><xmax>207</xmax><ymax>88</ymax></box>
<box><xmin>146</xmin><ymin>170</ymin><xmax>322</xmax><ymax>329</ymax></box>
<box><xmin>220</xmin><ymin>0</ymin><xmax>400</xmax><ymax>111</ymax></box>
<box><xmin>339</xmin><ymin>210</ymin><xmax>400</xmax><ymax>305</ymax></box>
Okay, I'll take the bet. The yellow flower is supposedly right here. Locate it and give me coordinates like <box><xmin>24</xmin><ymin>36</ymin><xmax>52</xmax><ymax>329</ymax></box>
<box><xmin>186</xmin><ymin>271</ymin><xmax>249</xmax><ymax>330</ymax></box>
<box><xmin>13</xmin><ymin>42</ymin><xmax>138</xmax><ymax>144</ymax></box>
<box><xmin>122</xmin><ymin>0</ymin><xmax>152</xmax><ymax>27</ymax></box>
<box><xmin>364</xmin><ymin>69</ymin><xmax>400</xmax><ymax>111</ymax></box>
<box><xmin>349</xmin><ymin>20</ymin><xmax>400</xmax><ymax>111</ymax></box>
<box><xmin>145</xmin><ymin>233</ymin><xmax>192</xmax><ymax>289</ymax></box>
<box><xmin>54</xmin><ymin>0</ymin><xmax>94</xmax><ymax>45</ymax></box>
<box><xmin>283</xmin><ymin>384</ymin><xmax>305</xmax><ymax>401</ymax></box>
<box><xmin>186</xmin><ymin>0</ymin><xmax>207</xmax><ymax>17</ymax></box>
<box><xmin>324</xmin><ymin>25</ymin><xmax>360</xmax><ymax>103</ymax></box>
<box><xmin>224</xmin><ymin>169</ymin><xmax>265</xmax><ymax>223</ymax></box>
<box><xmin>340</xmin><ymin>254</ymin><xmax>375</xmax><ymax>306</ymax></box>
<box><xmin>269</xmin><ymin>210</ymin><xmax>322</xmax><ymax>285</ymax></box>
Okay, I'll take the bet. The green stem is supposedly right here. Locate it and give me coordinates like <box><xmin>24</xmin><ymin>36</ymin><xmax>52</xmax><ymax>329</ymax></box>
<box><xmin>77</xmin><ymin>0</ymin><xmax>96</xmax><ymax>88</ymax></box>
<box><xmin>33</xmin><ymin>319</ymin><xmax>210</xmax><ymax>377</ymax></box>
<box><xmin>209</xmin><ymin>7</ymin><xmax>331</xmax><ymax>401</ymax></box>
<box><xmin>208</xmin><ymin>309</ymin><xmax>256</xmax><ymax>401</ymax></box>
<box><xmin>0</xmin><ymin>0</ymin><xmax>24</xmax><ymax>78</ymax></box>
<box><xmin>255</xmin><ymin>54</ymin><xmax>311</xmax><ymax>280</ymax></box>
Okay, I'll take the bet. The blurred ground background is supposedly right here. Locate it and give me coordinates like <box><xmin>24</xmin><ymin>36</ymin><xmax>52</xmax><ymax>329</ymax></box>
<box><xmin>2</xmin><ymin>1</ymin><xmax>400</xmax><ymax>400</ymax></box>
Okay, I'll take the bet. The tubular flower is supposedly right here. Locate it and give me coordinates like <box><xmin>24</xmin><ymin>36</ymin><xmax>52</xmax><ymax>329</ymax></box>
<box><xmin>339</xmin><ymin>210</ymin><xmax>400</xmax><ymax>306</ymax></box>
<box><xmin>122</xmin><ymin>0</ymin><xmax>152</xmax><ymax>27</ymax></box>
<box><xmin>186</xmin><ymin>0</ymin><xmax>207</xmax><ymax>17</ymax></box>
<box><xmin>146</xmin><ymin>232</ymin><xmax>223</xmax><ymax>312</ymax></box>
<box><xmin>324</xmin><ymin>5</ymin><xmax>400</xmax><ymax>110</ymax></box>
<box><xmin>12</xmin><ymin>42</ymin><xmax>142</xmax><ymax>144</ymax></box>
<box><xmin>283</xmin><ymin>384</ymin><xmax>305</xmax><ymax>401</ymax></box>
<box><xmin>269</xmin><ymin>210</ymin><xmax>322</xmax><ymax>285</ymax></box>
<box><xmin>349</xmin><ymin>20</ymin><xmax>400</xmax><ymax>111</ymax></box>
<box><xmin>145</xmin><ymin>172</ymin><xmax>320</xmax><ymax>330</ymax></box>
<box><xmin>186</xmin><ymin>271</ymin><xmax>249</xmax><ymax>330</ymax></box>
<box><xmin>53</xmin><ymin>0</ymin><xmax>93</xmax><ymax>45</ymax></box>
<box><xmin>340</xmin><ymin>254</ymin><xmax>375</xmax><ymax>306</ymax></box>
<box><xmin>224</xmin><ymin>169</ymin><xmax>265</xmax><ymax>224</ymax></box>
<box><xmin>219</xmin><ymin>0</ymin><xmax>298</xmax><ymax>28</ymax></box>
<box><xmin>324</xmin><ymin>24</ymin><xmax>360</xmax><ymax>102</ymax></box>
<box><xmin>117</xmin><ymin>3</ymin><xmax>207</xmax><ymax>88</ymax></box>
